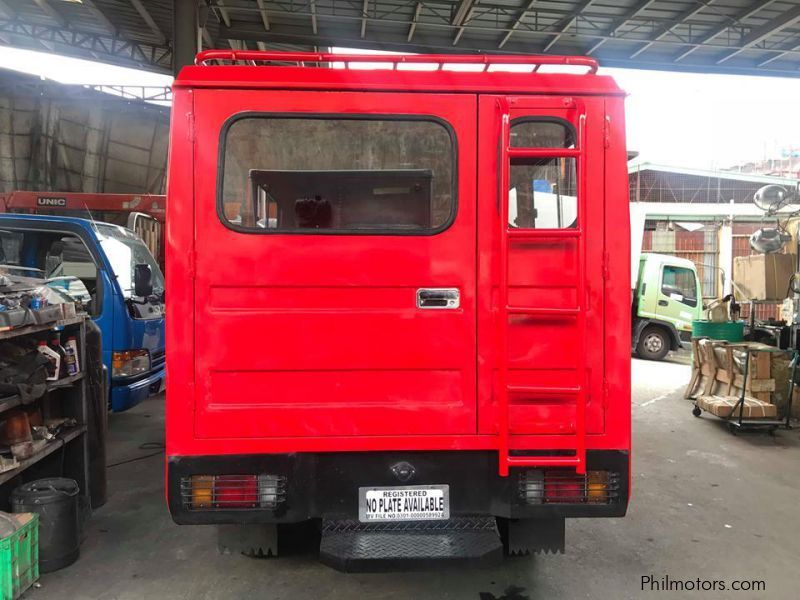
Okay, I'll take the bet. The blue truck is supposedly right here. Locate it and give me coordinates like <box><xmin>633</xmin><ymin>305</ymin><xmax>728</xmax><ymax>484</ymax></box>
<box><xmin>0</xmin><ymin>214</ymin><xmax>165</xmax><ymax>411</ymax></box>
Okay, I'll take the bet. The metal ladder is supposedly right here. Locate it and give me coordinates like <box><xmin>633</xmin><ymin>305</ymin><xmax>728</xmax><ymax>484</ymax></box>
<box><xmin>496</xmin><ymin>98</ymin><xmax>588</xmax><ymax>477</ymax></box>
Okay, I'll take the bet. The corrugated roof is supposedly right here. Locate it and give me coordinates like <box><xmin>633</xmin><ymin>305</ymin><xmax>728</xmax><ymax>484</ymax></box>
<box><xmin>1</xmin><ymin>1</ymin><xmax>799</xmax><ymax>76</ymax></box>
<box><xmin>629</xmin><ymin>162</ymin><xmax>800</xmax><ymax>186</ymax></box>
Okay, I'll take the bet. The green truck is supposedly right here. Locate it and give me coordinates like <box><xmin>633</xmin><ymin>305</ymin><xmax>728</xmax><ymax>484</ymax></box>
<box><xmin>633</xmin><ymin>253</ymin><xmax>704</xmax><ymax>360</ymax></box>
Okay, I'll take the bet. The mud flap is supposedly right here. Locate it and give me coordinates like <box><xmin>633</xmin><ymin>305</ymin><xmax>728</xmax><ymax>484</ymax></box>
<box><xmin>217</xmin><ymin>523</ymin><xmax>278</xmax><ymax>558</ymax></box>
<box><xmin>506</xmin><ymin>518</ymin><xmax>565</xmax><ymax>556</ymax></box>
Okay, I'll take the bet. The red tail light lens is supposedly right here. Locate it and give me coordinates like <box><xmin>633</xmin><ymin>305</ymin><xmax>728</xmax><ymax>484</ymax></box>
<box><xmin>544</xmin><ymin>470</ymin><xmax>585</xmax><ymax>503</ymax></box>
<box><xmin>214</xmin><ymin>475</ymin><xmax>258</xmax><ymax>508</ymax></box>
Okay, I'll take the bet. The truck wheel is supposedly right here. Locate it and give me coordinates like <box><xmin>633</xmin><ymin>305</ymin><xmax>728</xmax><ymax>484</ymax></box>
<box><xmin>636</xmin><ymin>326</ymin><xmax>670</xmax><ymax>361</ymax></box>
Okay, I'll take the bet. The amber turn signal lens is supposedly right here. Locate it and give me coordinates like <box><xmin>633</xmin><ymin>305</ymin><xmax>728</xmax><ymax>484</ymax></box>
<box><xmin>190</xmin><ymin>475</ymin><xmax>214</xmax><ymax>508</ymax></box>
<box><xmin>587</xmin><ymin>470</ymin><xmax>609</xmax><ymax>503</ymax></box>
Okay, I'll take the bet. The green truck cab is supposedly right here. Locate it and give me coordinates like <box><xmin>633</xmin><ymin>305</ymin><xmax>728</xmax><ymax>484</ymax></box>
<box><xmin>633</xmin><ymin>253</ymin><xmax>704</xmax><ymax>360</ymax></box>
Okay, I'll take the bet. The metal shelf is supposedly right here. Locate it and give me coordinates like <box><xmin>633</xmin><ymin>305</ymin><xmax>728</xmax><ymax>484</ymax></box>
<box><xmin>0</xmin><ymin>315</ymin><xmax>90</xmax><ymax>500</ymax></box>
<box><xmin>0</xmin><ymin>316</ymin><xmax>84</xmax><ymax>342</ymax></box>
<box><xmin>0</xmin><ymin>425</ymin><xmax>87</xmax><ymax>486</ymax></box>
<box><xmin>0</xmin><ymin>372</ymin><xmax>86</xmax><ymax>416</ymax></box>
<box><xmin>46</xmin><ymin>372</ymin><xmax>85</xmax><ymax>391</ymax></box>
<box><xmin>0</xmin><ymin>395</ymin><xmax>21</xmax><ymax>415</ymax></box>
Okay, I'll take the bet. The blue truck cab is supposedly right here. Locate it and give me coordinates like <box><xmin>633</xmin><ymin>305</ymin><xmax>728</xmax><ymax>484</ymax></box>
<box><xmin>0</xmin><ymin>214</ymin><xmax>165</xmax><ymax>411</ymax></box>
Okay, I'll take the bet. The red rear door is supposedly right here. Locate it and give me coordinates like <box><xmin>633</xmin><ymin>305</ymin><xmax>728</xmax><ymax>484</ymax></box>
<box><xmin>477</xmin><ymin>95</ymin><xmax>606</xmax><ymax>438</ymax></box>
<box><xmin>192</xmin><ymin>90</ymin><xmax>478</xmax><ymax>439</ymax></box>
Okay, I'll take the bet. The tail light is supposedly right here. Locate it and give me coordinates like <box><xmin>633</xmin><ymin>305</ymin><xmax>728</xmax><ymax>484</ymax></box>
<box><xmin>519</xmin><ymin>469</ymin><xmax>620</xmax><ymax>505</ymax></box>
<box><xmin>183</xmin><ymin>474</ymin><xmax>287</xmax><ymax>510</ymax></box>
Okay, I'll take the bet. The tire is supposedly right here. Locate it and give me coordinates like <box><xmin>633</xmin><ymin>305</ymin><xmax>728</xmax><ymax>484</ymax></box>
<box><xmin>692</xmin><ymin>406</ymin><xmax>702</xmax><ymax>417</ymax></box>
<box><xmin>636</xmin><ymin>326</ymin><xmax>670</xmax><ymax>361</ymax></box>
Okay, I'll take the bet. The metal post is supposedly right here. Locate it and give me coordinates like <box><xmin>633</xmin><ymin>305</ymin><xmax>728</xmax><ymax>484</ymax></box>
<box><xmin>738</xmin><ymin>349</ymin><xmax>750</xmax><ymax>427</ymax></box>
<box><xmin>786</xmin><ymin>350</ymin><xmax>797</xmax><ymax>429</ymax></box>
<box><xmin>173</xmin><ymin>0</ymin><xmax>199</xmax><ymax>76</ymax></box>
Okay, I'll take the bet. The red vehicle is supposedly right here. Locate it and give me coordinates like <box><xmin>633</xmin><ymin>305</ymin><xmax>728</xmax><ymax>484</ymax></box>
<box><xmin>166</xmin><ymin>51</ymin><xmax>631</xmax><ymax>571</ymax></box>
<box><xmin>0</xmin><ymin>191</ymin><xmax>165</xmax><ymax>268</ymax></box>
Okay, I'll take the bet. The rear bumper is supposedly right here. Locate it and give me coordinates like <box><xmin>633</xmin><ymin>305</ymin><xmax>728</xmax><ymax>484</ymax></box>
<box><xmin>167</xmin><ymin>449</ymin><xmax>629</xmax><ymax>525</ymax></box>
<box><xmin>110</xmin><ymin>366</ymin><xmax>165</xmax><ymax>412</ymax></box>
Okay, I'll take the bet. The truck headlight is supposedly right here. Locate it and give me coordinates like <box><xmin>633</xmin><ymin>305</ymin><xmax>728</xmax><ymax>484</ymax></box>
<box><xmin>112</xmin><ymin>350</ymin><xmax>150</xmax><ymax>378</ymax></box>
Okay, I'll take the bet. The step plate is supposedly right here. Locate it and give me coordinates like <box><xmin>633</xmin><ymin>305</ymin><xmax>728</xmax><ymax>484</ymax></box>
<box><xmin>320</xmin><ymin>517</ymin><xmax>503</xmax><ymax>572</ymax></box>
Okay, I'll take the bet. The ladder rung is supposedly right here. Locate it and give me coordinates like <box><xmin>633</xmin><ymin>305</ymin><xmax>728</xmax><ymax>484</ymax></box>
<box><xmin>508</xmin><ymin>386</ymin><xmax>582</xmax><ymax>396</ymax></box>
<box><xmin>507</xmin><ymin>148</ymin><xmax>581</xmax><ymax>160</ymax></box>
<box><xmin>507</xmin><ymin>228</ymin><xmax>581</xmax><ymax>239</ymax></box>
<box><xmin>506</xmin><ymin>306</ymin><xmax>579</xmax><ymax>317</ymax></box>
<box><xmin>506</xmin><ymin>456</ymin><xmax>581</xmax><ymax>468</ymax></box>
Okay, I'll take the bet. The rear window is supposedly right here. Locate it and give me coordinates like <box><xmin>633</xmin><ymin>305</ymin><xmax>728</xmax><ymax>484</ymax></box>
<box><xmin>219</xmin><ymin>116</ymin><xmax>456</xmax><ymax>234</ymax></box>
<box><xmin>508</xmin><ymin>119</ymin><xmax>578</xmax><ymax>229</ymax></box>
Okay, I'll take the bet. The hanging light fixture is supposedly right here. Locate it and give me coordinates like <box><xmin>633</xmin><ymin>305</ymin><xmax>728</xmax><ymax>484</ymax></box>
<box><xmin>749</xmin><ymin>227</ymin><xmax>792</xmax><ymax>254</ymax></box>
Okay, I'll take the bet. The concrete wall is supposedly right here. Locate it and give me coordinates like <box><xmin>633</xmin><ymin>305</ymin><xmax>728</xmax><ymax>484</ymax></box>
<box><xmin>0</xmin><ymin>71</ymin><xmax>169</xmax><ymax>194</ymax></box>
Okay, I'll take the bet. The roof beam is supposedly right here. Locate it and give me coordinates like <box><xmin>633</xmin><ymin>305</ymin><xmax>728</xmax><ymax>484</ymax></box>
<box><xmin>30</xmin><ymin>0</ymin><xmax>113</xmax><ymax>54</ymax></box>
<box><xmin>130</xmin><ymin>0</ymin><xmax>166</xmax><ymax>43</ymax></box>
<box><xmin>0</xmin><ymin>1</ymin><xmax>12</xmax><ymax>43</ymax></box>
<box><xmin>630</xmin><ymin>1</ymin><xmax>713</xmax><ymax>59</ymax></box>
<box><xmin>498</xmin><ymin>0</ymin><xmax>537</xmax><ymax>49</ymax></box>
<box><xmin>255</xmin><ymin>0</ymin><xmax>270</xmax><ymax>32</ymax></box>
<box><xmin>32</xmin><ymin>0</ymin><xmax>67</xmax><ymax>28</ymax></box>
<box><xmin>586</xmin><ymin>0</ymin><xmax>657</xmax><ymax>55</ymax></box>
<box><xmin>361</xmin><ymin>0</ymin><xmax>369</xmax><ymax>38</ymax></box>
<box><xmin>81</xmin><ymin>0</ymin><xmax>119</xmax><ymax>34</ymax></box>
<box><xmin>0</xmin><ymin>0</ymin><xmax>13</xmax><ymax>19</ymax></box>
<box><xmin>219</xmin><ymin>20</ymin><xmax>800</xmax><ymax>77</ymax></box>
<box><xmin>0</xmin><ymin>18</ymin><xmax>171</xmax><ymax>71</ymax></box>
<box><xmin>452</xmin><ymin>0</ymin><xmax>476</xmax><ymax>45</ymax></box>
<box><xmin>452</xmin><ymin>0</ymin><xmax>475</xmax><ymax>27</ymax></box>
<box><xmin>542</xmin><ymin>0</ymin><xmax>594</xmax><ymax>53</ymax></box>
<box><xmin>675</xmin><ymin>0</ymin><xmax>777</xmax><ymax>62</ymax></box>
<box><xmin>0</xmin><ymin>2</ymin><xmax>55</xmax><ymax>50</ymax></box>
<box><xmin>214</xmin><ymin>0</ymin><xmax>232</xmax><ymax>28</ymax></box>
<box><xmin>757</xmin><ymin>41</ymin><xmax>800</xmax><ymax>67</ymax></box>
<box><xmin>407</xmin><ymin>2</ymin><xmax>422</xmax><ymax>42</ymax></box>
<box><xmin>716</xmin><ymin>4</ymin><xmax>800</xmax><ymax>64</ymax></box>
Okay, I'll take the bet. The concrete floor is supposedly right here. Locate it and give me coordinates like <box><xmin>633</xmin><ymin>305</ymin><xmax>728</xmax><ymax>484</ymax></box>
<box><xmin>33</xmin><ymin>356</ymin><xmax>800</xmax><ymax>600</ymax></box>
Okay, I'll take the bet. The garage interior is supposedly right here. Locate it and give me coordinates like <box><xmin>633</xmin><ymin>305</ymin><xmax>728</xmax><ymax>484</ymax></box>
<box><xmin>1</xmin><ymin>1</ymin><xmax>800</xmax><ymax>599</ymax></box>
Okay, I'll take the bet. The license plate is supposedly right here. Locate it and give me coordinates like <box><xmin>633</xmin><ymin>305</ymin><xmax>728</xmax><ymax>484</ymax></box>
<box><xmin>358</xmin><ymin>485</ymin><xmax>449</xmax><ymax>522</ymax></box>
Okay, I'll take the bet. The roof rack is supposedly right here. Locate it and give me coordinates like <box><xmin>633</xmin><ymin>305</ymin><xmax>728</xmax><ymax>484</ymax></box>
<box><xmin>194</xmin><ymin>51</ymin><xmax>599</xmax><ymax>74</ymax></box>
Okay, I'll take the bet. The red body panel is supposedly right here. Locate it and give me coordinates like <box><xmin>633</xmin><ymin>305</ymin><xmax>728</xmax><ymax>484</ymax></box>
<box><xmin>166</xmin><ymin>54</ymin><xmax>630</xmax><ymax>476</ymax></box>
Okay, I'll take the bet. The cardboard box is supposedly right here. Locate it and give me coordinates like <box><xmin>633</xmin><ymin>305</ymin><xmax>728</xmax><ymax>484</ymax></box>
<box><xmin>696</xmin><ymin>395</ymin><xmax>778</xmax><ymax>419</ymax></box>
<box><xmin>733</xmin><ymin>253</ymin><xmax>795</xmax><ymax>301</ymax></box>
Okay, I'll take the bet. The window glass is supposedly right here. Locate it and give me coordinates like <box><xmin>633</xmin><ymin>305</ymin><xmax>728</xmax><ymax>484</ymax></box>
<box><xmin>661</xmin><ymin>266</ymin><xmax>698</xmax><ymax>307</ymax></box>
<box><xmin>510</xmin><ymin>120</ymin><xmax>575</xmax><ymax>148</ymax></box>
<box><xmin>509</xmin><ymin>158</ymin><xmax>578</xmax><ymax>229</ymax></box>
<box><xmin>95</xmin><ymin>224</ymin><xmax>164</xmax><ymax>300</ymax></box>
<box><xmin>220</xmin><ymin>117</ymin><xmax>455</xmax><ymax>233</ymax></box>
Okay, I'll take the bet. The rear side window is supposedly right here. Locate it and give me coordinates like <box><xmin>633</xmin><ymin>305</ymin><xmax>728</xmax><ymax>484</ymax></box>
<box><xmin>508</xmin><ymin>119</ymin><xmax>577</xmax><ymax>230</ymax></box>
<box><xmin>219</xmin><ymin>116</ymin><xmax>456</xmax><ymax>234</ymax></box>
<box><xmin>510</xmin><ymin>120</ymin><xmax>575</xmax><ymax>148</ymax></box>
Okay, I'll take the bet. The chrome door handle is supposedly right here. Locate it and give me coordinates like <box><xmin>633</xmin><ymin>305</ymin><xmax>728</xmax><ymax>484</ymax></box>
<box><xmin>417</xmin><ymin>288</ymin><xmax>460</xmax><ymax>309</ymax></box>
